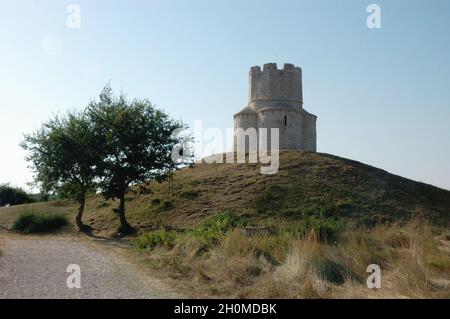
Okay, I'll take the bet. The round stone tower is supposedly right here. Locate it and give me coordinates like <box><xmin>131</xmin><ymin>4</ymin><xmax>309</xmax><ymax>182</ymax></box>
<box><xmin>249</xmin><ymin>63</ymin><xmax>303</xmax><ymax>112</ymax></box>
<box><xmin>234</xmin><ymin>63</ymin><xmax>317</xmax><ymax>152</ymax></box>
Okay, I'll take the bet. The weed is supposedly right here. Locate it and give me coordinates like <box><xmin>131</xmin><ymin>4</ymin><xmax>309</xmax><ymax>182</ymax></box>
<box><xmin>187</xmin><ymin>211</ymin><xmax>248</xmax><ymax>248</ymax></box>
<box><xmin>287</xmin><ymin>213</ymin><xmax>344</xmax><ymax>243</ymax></box>
<box><xmin>133</xmin><ymin>229</ymin><xmax>177</xmax><ymax>250</ymax></box>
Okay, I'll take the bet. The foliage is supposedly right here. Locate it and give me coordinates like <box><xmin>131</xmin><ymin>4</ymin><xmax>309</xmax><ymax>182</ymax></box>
<box><xmin>21</xmin><ymin>83</ymin><xmax>187</xmax><ymax>233</ymax></box>
<box><xmin>133</xmin><ymin>216</ymin><xmax>450</xmax><ymax>298</ymax></box>
<box><xmin>86</xmin><ymin>84</ymin><xmax>185</xmax><ymax>233</ymax></box>
<box><xmin>0</xmin><ymin>183</ymin><xmax>34</xmax><ymax>206</ymax></box>
<box><xmin>187</xmin><ymin>211</ymin><xmax>249</xmax><ymax>248</ymax></box>
<box><xmin>287</xmin><ymin>213</ymin><xmax>344</xmax><ymax>243</ymax></box>
<box><xmin>133</xmin><ymin>229</ymin><xmax>177</xmax><ymax>250</ymax></box>
<box><xmin>12</xmin><ymin>211</ymin><xmax>68</xmax><ymax>234</ymax></box>
<box><xmin>21</xmin><ymin>111</ymin><xmax>99</xmax><ymax>231</ymax></box>
<box><xmin>57</xmin><ymin>182</ymin><xmax>96</xmax><ymax>200</ymax></box>
<box><xmin>134</xmin><ymin>212</ymin><xmax>249</xmax><ymax>251</ymax></box>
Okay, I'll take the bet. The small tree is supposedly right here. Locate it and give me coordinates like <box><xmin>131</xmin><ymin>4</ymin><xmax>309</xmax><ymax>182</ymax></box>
<box><xmin>21</xmin><ymin>112</ymin><xmax>99</xmax><ymax>231</ymax></box>
<box><xmin>88</xmin><ymin>85</ymin><xmax>184</xmax><ymax>233</ymax></box>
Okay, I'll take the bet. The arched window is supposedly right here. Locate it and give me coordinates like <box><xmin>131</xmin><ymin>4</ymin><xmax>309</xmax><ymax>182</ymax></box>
<box><xmin>284</xmin><ymin>115</ymin><xmax>287</xmax><ymax>126</ymax></box>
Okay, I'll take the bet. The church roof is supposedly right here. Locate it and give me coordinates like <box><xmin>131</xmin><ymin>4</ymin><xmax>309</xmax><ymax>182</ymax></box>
<box><xmin>302</xmin><ymin>108</ymin><xmax>318</xmax><ymax>118</ymax></box>
<box><xmin>235</xmin><ymin>106</ymin><xmax>256</xmax><ymax>115</ymax></box>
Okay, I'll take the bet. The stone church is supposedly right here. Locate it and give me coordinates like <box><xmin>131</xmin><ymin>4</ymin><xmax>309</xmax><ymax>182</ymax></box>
<box><xmin>233</xmin><ymin>63</ymin><xmax>317</xmax><ymax>152</ymax></box>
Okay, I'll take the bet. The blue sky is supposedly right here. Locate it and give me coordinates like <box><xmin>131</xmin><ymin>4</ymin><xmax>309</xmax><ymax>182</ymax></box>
<box><xmin>1</xmin><ymin>0</ymin><xmax>449</xmax><ymax>191</ymax></box>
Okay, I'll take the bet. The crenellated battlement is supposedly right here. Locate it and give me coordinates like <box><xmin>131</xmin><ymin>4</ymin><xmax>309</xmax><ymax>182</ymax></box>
<box><xmin>234</xmin><ymin>62</ymin><xmax>317</xmax><ymax>152</ymax></box>
<box><xmin>249</xmin><ymin>63</ymin><xmax>301</xmax><ymax>75</ymax></box>
<box><xmin>248</xmin><ymin>63</ymin><xmax>303</xmax><ymax>111</ymax></box>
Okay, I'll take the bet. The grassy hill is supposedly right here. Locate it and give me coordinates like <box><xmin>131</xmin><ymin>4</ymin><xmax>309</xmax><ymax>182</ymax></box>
<box><xmin>1</xmin><ymin>150</ymin><xmax>450</xmax><ymax>298</ymax></box>
<box><xmin>1</xmin><ymin>150</ymin><xmax>450</xmax><ymax>233</ymax></box>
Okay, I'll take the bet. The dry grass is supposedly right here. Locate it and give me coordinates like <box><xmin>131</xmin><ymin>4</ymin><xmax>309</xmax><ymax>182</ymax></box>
<box><xmin>134</xmin><ymin>217</ymin><xmax>450</xmax><ymax>298</ymax></box>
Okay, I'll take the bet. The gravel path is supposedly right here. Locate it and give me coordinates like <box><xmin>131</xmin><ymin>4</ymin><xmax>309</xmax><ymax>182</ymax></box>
<box><xmin>0</xmin><ymin>234</ymin><xmax>179</xmax><ymax>299</ymax></box>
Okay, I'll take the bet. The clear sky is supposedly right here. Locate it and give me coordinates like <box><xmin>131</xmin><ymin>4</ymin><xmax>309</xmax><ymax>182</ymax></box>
<box><xmin>1</xmin><ymin>0</ymin><xmax>449</xmax><ymax>191</ymax></box>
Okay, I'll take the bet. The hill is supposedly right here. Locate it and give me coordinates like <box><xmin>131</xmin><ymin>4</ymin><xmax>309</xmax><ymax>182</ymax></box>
<box><xmin>1</xmin><ymin>150</ymin><xmax>450</xmax><ymax>233</ymax></box>
<box><xmin>1</xmin><ymin>150</ymin><xmax>450</xmax><ymax>298</ymax></box>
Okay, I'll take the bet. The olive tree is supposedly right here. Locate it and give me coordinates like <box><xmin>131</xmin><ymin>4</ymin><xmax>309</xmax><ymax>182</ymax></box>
<box><xmin>87</xmin><ymin>85</ymin><xmax>184</xmax><ymax>233</ymax></box>
<box><xmin>21</xmin><ymin>112</ymin><xmax>99</xmax><ymax>231</ymax></box>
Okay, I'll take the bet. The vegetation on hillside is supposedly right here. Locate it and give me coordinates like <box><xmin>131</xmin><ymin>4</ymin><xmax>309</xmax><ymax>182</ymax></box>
<box><xmin>0</xmin><ymin>183</ymin><xmax>34</xmax><ymax>206</ymax></box>
<box><xmin>22</xmin><ymin>111</ymin><xmax>98</xmax><ymax>232</ymax></box>
<box><xmin>133</xmin><ymin>214</ymin><xmax>450</xmax><ymax>298</ymax></box>
<box><xmin>86</xmin><ymin>84</ymin><xmax>185</xmax><ymax>233</ymax></box>
<box><xmin>1</xmin><ymin>151</ymin><xmax>449</xmax><ymax>298</ymax></box>
<box><xmin>92</xmin><ymin>150</ymin><xmax>450</xmax><ymax>231</ymax></box>
<box><xmin>21</xmin><ymin>84</ymin><xmax>186</xmax><ymax>233</ymax></box>
<box><xmin>2</xmin><ymin>151</ymin><xmax>449</xmax><ymax>234</ymax></box>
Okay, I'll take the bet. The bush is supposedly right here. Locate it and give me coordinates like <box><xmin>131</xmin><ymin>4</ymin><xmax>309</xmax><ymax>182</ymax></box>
<box><xmin>188</xmin><ymin>211</ymin><xmax>249</xmax><ymax>248</ymax></box>
<box><xmin>12</xmin><ymin>212</ymin><xmax>68</xmax><ymax>234</ymax></box>
<box><xmin>133</xmin><ymin>229</ymin><xmax>177</xmax><ymax>251</ymax></box>
<box><xmin>0</xmin><ymin>184</ymin><xmax>34</xmax><ymax>206</ymax></box>
<box><xmin>287</xmin><ymin>213</ymin><xmax>344</xmax><ymax>243</ymax></box>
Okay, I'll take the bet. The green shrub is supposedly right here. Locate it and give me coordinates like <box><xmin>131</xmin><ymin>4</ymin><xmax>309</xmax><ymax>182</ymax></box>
<box><xmin>187</xmin><ymin>211</ymin><xmax>249</xmax><ymax>248</ymax></box>
<box><xmin>287</xmin><ymin>213</ymin><xmax>344</xmax><ymax>243</ymax></box>
<box><xmin>0</xmin><ymin>183</ymin><xmax>34</xmax><ymax>206</ymax></box>
<box><xmin>133</xmin><ymin>229</ymin><xmax>177</xmax><ymax>250</ymax></box>
<box><xmin>12</xmin><ymin>212</ymin><xmax>68</xmax><ymax>234</ymax></box>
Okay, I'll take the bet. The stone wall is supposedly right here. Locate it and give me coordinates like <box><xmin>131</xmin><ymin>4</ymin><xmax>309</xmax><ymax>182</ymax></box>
<box><xmin>301</xmin><ymin>109</ymin><xmax>317</xmax><ymax>152</ymax></box>
<box><xmin>257</xmin><ymin>109</ymin><xmax>302</xmax><ymax>149</ymax></box>
<box><xmin>234</xmin><ymin>112</ymin><xmax>258</xmax><ymax>152</ymax></box>
<box><xmin>234</xmin><ymin>63</ymin><xmax>317</xmax><ymax>152</ymax></box>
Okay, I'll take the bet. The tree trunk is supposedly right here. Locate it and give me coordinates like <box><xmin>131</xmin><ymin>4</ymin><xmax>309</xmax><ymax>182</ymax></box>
<box><xmin>118</xmin><ymin>192</ymin><xmax>132</xmax><ymax>234</ymax></box>
<box><xmin>76</xmin><ymin>192</ymin><xmax>88</xmax><ymax>232</ymax></box>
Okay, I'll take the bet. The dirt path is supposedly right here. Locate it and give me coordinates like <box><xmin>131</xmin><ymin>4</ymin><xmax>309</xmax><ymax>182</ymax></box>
<box><xmin>0</xmin><ymin>233</ymin><xmax>181</xmax><ymax>299</ymax></box>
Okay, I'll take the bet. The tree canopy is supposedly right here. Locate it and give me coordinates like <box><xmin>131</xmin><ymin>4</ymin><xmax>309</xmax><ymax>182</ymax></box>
<box><xmin>87</xmin><ymin>85</ymin><xmax>185</xmax><ymax>233</ymax></box>
<box><xmin>22</xmin><ymin>84</ymin><xmax>186</xmax><ymax>233</ymax></box>
<box><xmin>21</xmin><ymin>111</ymin><xmax>100</xmax><ymax>231</ymax></box>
